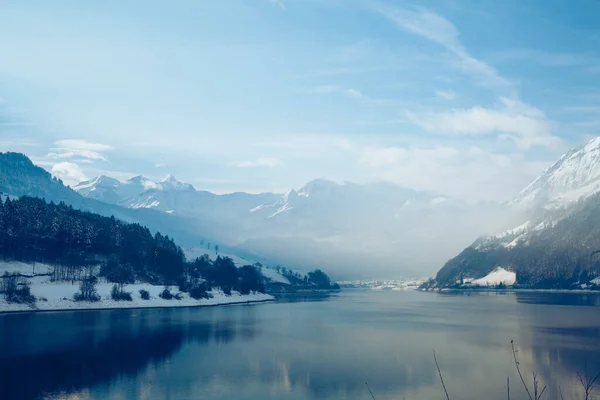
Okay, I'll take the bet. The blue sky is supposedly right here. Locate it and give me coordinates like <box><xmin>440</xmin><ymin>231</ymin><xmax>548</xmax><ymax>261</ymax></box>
<box><xmin>1</xmin><ymin>0</ymin><xmax>599</xmax><ymax>201</ymax></box>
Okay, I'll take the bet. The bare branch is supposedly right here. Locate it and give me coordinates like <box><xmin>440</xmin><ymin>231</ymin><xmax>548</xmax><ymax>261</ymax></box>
<box><xmin>511</xmin><ymin>340</ymin><xmax>534</xmax><ymax>400</ymax></box>
<box><xmin>365</xmin><ymin>382</ymin><xmax>376</xmax><ymax>400</ymax></box>
<box><xmin>433</xmin><ymin>350</ymin><xmax>451</xmax><ymax>400</ymax></box>
<box><xmin>558</xmin><ymin>386</ymin><xmax>565</xmax><ymax>400</ymax></box>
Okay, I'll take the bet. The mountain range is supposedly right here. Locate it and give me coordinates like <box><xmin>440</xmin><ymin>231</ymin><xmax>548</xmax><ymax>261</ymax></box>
<box><xmin>4</xmin><ymin>135</ymin><xmax>600</xmax><ymax>283</ymax></box>
<box><xmin>72</xmin><ymin>170</ymin><xmax>514</xmax><ymax>278</ymax></box>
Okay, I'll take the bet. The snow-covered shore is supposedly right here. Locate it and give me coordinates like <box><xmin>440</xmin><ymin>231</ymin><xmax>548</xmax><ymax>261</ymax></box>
<box><xmin>0</xmin><ymin>262</ymin><xmax>274</xmax><ymax>314</ymax></box>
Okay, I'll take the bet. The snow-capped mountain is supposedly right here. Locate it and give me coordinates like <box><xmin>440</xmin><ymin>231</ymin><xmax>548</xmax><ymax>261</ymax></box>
<box><xmin>510</xmin><ymin>137</ymin><xmax>600</xmax><ymax>210</ymax></box>
<box><xmin>73</xmin><ymin>174</ymin><xmax>279</xmax><ymax>220</ymax></box>
<box><xmin>436</xmin><ymin>136</ymin><xmax>600</xmax><ymax>288</ymax></box>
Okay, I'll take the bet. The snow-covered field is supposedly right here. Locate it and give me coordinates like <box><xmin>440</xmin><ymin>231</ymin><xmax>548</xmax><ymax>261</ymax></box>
<box><xmin>470</xmin><ymin>267</ymin><xmax>516</xmax><ymax>287</ymax></box>
<box><xmin>0</xmin><ymin>262</ymin><xmax>274</xmax><ymax>313</ymax></box>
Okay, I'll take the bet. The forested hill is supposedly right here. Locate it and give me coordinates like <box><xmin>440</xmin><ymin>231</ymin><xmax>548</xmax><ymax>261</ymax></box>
<box><xmin>0</xmin><ymin>152</ymin><xmax>229</xmax><ymax>248</ymax></box>
<box><xmin>0</xmin><ymin>196</ymin><xmax>187</xmax><ymax>284</ymax></box>
<box><xmin>0</xmin><ymin>196</ymin><xmax>339</xmax><ymax>296</ymax></box>
<box><xmin>435</xmin><ymin>191</ymin><xmax>600</xmax><ymax>289</ymax></box>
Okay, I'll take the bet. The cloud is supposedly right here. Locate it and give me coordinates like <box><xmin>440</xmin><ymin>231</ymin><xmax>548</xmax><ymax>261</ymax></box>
<box><xmin>269</xmin><ymin>0</ymin><xmax>285</xmax><ymax>9</ymax></box>
<box><xmin>54</xmin><ymin>139</ymin><xmax>113</xmax><ymax>151</ymax></box>
<box><xmin>359</xmin><ymin>145</ymin><xmax>550</xmax><ymax>202</ymax></box>
<box><xmin>234</xmin><ymin>157</ymin><xmax>281</xmax><ymax>168</ymax></box>
<box><xmin>50</xmin><ymin>162</ymin><xmax>88</xmax><ymax>186</ymax></box>
<box><xmin>309</xmin><ymin>85</ymin><xmax>365</xmax><ymax>99</ymax></box>
<box><xmin>489</xmin><ymin>49</ymin><xmax>588</xmax><ymax>67</ymax></box>
<box><xmin>435</xmin><ymin>90</ymin><xmax>457</xmax><ymax>100</ymax></box>
<box><xmin>378</xmin><ymin>5</ymin><xmax>510</xmax><ymax>87</ymax></box>
<box><xmin>48</xmin><ymin>139</ymin><xmax>113</xmax><ymax>162</ymax></box>
<box><xmin>563</xmin><ymin>106</ymin><xmax>600</xmax><ymax>113</ymax></box>
<box><xmin>405</xmin><ymin>97</ymin><xmax>558</xmax><ymax>149</ymax></box>
<box><xmin>155</xmin><ymin>163</ymin><xmax>167</xmax><ymax>168</ymax></box>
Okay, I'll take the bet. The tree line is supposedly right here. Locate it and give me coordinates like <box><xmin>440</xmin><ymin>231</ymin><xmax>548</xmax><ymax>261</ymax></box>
<box><xmin>0</xmin><ymin>196</ymin><xmax>265</xmax><ymax>300</ymax></box>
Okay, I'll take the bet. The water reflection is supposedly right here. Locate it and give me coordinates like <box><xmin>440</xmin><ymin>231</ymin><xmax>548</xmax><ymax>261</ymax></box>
<box><xmin>0</xmin><ymin>308</ymin><xmax>244</xmax><ymax>400</ymax></box>
<box><xmin>0</xmin><ymin>291</ymin><xmax>599</xmax><ymax>400</ymax></box>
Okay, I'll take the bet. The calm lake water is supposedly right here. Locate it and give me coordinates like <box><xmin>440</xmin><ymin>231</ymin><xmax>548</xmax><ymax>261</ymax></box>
<box><xmin>1</xmin><ymin>290</ymin><xmax>600</xmax><ymax>400</ymax></box>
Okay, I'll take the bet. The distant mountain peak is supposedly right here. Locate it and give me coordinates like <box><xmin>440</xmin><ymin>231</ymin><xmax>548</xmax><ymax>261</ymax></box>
<box><xmin>159</xmin><ymin>174</ymin><xmax>194</xmax><ymax>191</ymax></box>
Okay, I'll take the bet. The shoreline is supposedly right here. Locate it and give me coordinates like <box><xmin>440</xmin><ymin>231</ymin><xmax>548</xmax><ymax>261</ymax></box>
<box><xmin>420</xmin><ymin>287</ymin><xmax>600</xmax><ymax>294</ymax></box>
<box><xmin>0</xmin><ymin>295</ymin><xmax>275</xmax><ymax>315</ymax></box>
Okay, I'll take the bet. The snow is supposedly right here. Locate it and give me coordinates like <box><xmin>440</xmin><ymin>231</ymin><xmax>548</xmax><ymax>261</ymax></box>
<box><xmin>182</xmin><ymin>248</ymin><xmax>291</xmax><ymax>285</ymax></box>
<box><xmin>591</xmin><ymin>277</ymin><xmax>600</xmax><ymax>285</ymax></box>
<box><xmin>471</xmin><ymin>267</ymin><xmax>516</xmax><ymax>286</ymax></box>
<box><xmin>492</xmin><ymin>221</ymin><xmax>531</xmax><ymax>240</ymax></box>
<box><xmin>0</xmin><ymin>273</ymin><xmax>274</xmax><ymax>313</ymax></box>
<box><xmin>511</xmin><ymin>136</ymin><xmax>600</xmax><ymax>209</ymax></box>
<box><xmin>0</xmin><ymin>261</ymin><xmax>53</xmax><ymax>276</ymax></box>
<box><xmin>259</xmin><ymin>267</ymin><xmax>291</xmax><ymax>284</ymax></box>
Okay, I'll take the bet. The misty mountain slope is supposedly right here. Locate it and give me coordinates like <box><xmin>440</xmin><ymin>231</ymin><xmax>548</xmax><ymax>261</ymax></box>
<box><xmin>435</xmin><ymin>136</ymin><xmax>600</xmax><ymax>288</ymax></box>
<box><xmin>436</xmin><ymin>191</ymin><xmax>600</xmax><ymax>287</ymax></box>
<box><xmin>73</xmin><ymin>166</ymin><xmax>518</xmax><ymax>278</ymax></box>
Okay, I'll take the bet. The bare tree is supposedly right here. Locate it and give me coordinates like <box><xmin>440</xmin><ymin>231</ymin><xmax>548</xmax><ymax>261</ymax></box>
<box><xmin>577</xmin><ymin>363</ymin><xmax>600</xmax><ymax>400</ymax></box>
<box><xmin>511</xmin><ymin>340</ymin><xmax>546</xmax><ymax>400</ymax></box>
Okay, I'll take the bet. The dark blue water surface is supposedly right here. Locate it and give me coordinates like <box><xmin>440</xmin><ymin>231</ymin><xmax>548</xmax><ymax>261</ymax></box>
<box><xmin>1</xmin><ymin>290</ymin><xmax>600</xmax><ymax>400</ymax></box>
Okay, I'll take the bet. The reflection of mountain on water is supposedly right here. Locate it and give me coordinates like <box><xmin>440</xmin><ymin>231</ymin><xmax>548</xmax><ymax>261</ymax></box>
<box><xmin>0</xmin><ymin>308</ymin><xmax>250</xmax><ymax>400</ymax></box>
<box><xmin>514</xmin><ymin>292</ymin><xmax>600</xmax><ymax>399</ymax></box>
<box><xmin>272</xmin><ymin>292</ymin><xmax>338</xmax><ymax>303</ymax></box>
<box><xmin>515</xmin><ymin>292</ymin><xmax>600</xmax><ymax>307</ymax></box>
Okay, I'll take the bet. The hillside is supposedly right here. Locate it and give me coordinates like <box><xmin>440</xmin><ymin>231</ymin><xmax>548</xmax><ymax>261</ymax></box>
<box><xmin>0</xmin><ymin>152</ymin><xmax>232</xmax><ymax>249</ymax></box>
<box><xmin>434</xmin><ymin>137</ymin><xmax>600</xmax><ymax>289</ymax></box>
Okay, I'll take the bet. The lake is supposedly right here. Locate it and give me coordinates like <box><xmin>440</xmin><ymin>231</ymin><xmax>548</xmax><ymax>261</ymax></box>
<box><xmin>1</xmin><ymin>290</ymin><xmax>600</xmax><ymax>400</ymax></box>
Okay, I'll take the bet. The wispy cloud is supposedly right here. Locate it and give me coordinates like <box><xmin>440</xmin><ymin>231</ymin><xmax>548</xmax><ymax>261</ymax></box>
<box><xmin>309</xmin><ymin>85</ymin><xmax>364</xmax><ymax>99</ymax></box>
<box><xmin>234</xmin><ymin>157</ymin><xmax>281</xmax><ymax>168</ymax></box>
<box><xmin>269</xmin><ymin>0</ymin><xmax>285</xmax><ymax>9</ymax></box>
<box><xmin>489</xmin><ymin>49</ymin><xmax>589</xmax><ymax>67</ymax></box>
<box><xmin>48</xmin><ymin>139</ymin><xmax>113</xmax><ymax>162</ymax></box>
<box><xmin>54</xmin><ymin>139</ymin><xmax>112</xmax><ymax>151</ymax></box>
<box><xmin>405</xmin><ymin>97</ymin><xmax>558</xmax><ymax>149</ymax></box>
<box><xmin>435</xmin><ymin>90</ymin><xmax>457</xmax><ymax>100</ymax></box>
<box><xmin>359</xmin><ymin>145</ymin><xmax>550</xmax><ymax>202</ymax></box>
<box><xmin>563</xmin><ymin>106</ymin><xmax>600</xmax><ymax>113</ymax></box>
<box><xmin>154</xmin><ymin>163</ymin><xmax>167</xmax><ymax>168</ymax></box>
<box><xmin>378</xmin><ymin>5</ymin><xmax>510</xmax><ymax>88</ymax></box>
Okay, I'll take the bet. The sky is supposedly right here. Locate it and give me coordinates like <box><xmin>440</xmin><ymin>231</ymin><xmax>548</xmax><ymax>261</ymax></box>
<box><xmin>1</xmin><ymin>0</ymin><xmax>599</xmax><ymax>202</ymax></box>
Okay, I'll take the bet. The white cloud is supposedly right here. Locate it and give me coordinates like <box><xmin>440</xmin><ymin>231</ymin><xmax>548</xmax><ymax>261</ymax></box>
<box><xmin>435</xmin><ymin>90</ymin><xmax>457</xmax><ymax>100</ymax></box>
<box><xmin>48</xmin><ymin>139</ymin><xmax>113</xmax><ymax>162</ymax></box>
<box><xmin>309</xmin><ymin>85</ymin><xmax>365</xmax><ymax>99</ymax></box>
<box><xmin>378</xmin><ymin>5</ymin><xmax>510</xmax><ymax>87</ymax></box>
<box><xmin>405</xmin><ymin>97</ymin><xmax>558</xmax><ymax>149</ymax></box>
<box><xmin>54</xmin><ymin>139</ymin><xmax>112</xmax><ymax>152</ymax></box>
<box><xmin>155</xmin><ymin>163</ymin><xmax>167</xmax><ymax>168</ymax></box>
<box><xmin>234</xmin><ymin>157</ymin><xmax>281</xmax><ymax>168</ymax></box>
<box><xmin>47</xmin><ymin>150</ymin><xmax>108</xmax><ymax>161</ymax></box>
<box><xmin>359</xmin><ymin>145</ymin><xmax>550</xmax><ymax>202</ymax></box>
<box><xmin>51</xmin><ymin>162</ymin><xmax>88</xmax><ymax>186</ymax></box>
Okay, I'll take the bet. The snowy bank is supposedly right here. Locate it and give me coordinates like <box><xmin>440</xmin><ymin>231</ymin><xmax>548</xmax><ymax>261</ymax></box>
<box><xmin>0</xmin><ymin>264</ymin><xmax>274</xmax><ymax>313</ymax></box>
